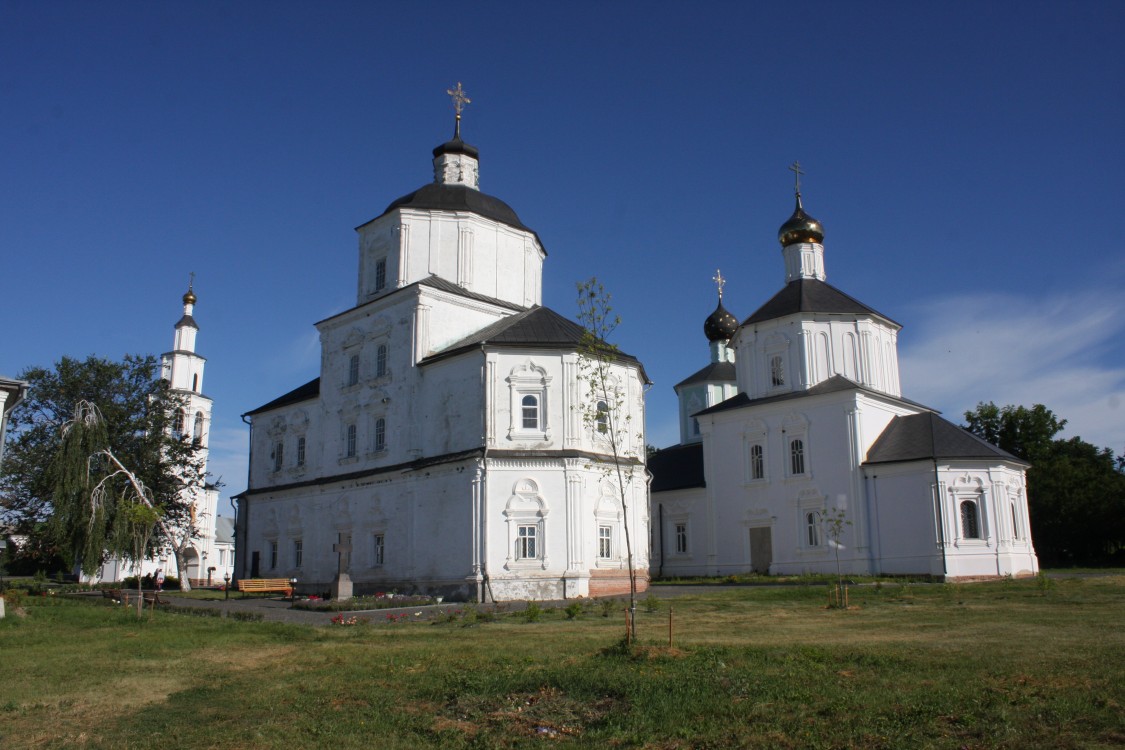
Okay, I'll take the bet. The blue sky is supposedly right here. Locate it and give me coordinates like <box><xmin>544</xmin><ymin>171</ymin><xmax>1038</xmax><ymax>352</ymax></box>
<box><xmin>3</xmin><ymin>1</ymin><xmax>1123</xmax><ymax>517</ymax></box>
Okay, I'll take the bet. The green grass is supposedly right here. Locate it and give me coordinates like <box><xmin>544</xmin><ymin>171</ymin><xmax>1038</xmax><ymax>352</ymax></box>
<box><xmin>2</xmin><ymin>577</ymin><xmax>1123</xmax><ymax>748</ymax></box>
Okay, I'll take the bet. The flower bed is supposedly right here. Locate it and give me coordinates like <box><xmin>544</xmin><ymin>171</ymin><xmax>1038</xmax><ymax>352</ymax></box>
<box><xmin>292</xmin><ymin>593</ymin><xmax>438</xmax><ymax>612</ymax></box>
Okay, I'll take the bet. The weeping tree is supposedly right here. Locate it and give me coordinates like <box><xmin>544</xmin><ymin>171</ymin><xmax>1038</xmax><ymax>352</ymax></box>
<box><xmin>576</xmin><ymin>278</ymin><xmax>644</xmax><ymax>636</ymax></box>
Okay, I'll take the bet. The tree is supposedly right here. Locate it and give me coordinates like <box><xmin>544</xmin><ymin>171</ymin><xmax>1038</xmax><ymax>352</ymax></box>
<box><xmin>963</xmin><ymin>402</ymin><xmax>1125</xmax><ymax>566</ymax></box>
<box><xmin>0</xmin><ymin>355</ymin><xmax>205</xmax><ymax>581</ymax></box>
<box><xmin>576</xmin><ymin>278</ymin><xmax>644</xmax><ymax>636</ymax></box>
<box><xmin>822</xmin><ymin>507</ymin><xmax>851</xmax><ymax>608</ymax></box>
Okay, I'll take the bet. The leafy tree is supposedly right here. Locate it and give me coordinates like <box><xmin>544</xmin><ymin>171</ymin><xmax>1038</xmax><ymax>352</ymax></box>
<box><xmin>0</xmin><ymin>355</ymin><xmax>205</xmax><ymax>578</ymax></box>
<box><xmin>576</xmin><ymin>278</ymin><xmax>644</xmax><ymax>635</ymax></box>
<box><xmin>963</xmin><ymin>402</ymin><xmax>1125</xmax><ymax>566</ymax></box>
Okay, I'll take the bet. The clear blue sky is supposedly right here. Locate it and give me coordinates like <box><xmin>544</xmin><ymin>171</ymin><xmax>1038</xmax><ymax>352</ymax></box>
<box><xmin>3</xmin><ymin>1</ymin><xmax>1123</xmax><ymax>516</ymax></box>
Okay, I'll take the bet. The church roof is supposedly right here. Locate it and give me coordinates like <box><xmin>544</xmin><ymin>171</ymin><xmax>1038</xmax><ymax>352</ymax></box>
<box><xmin>864</xmin><ymin>412</ymin><xmax>1028</xmax><ymax>466</ymax></box>
<box><xmin>742</xmin><ymin>278</ymin><xmax>899</xmax><ymax>327</ymax></box>
<box><xmin>358</xmin><ymin>183</ymin><xmax>545</xmax><ymax>253</ymax></box>
<box><xmin>243</xmin><ymin>377</ymin><xmax>320</xmax><ymax>417</ymax></box>
<box><xmin>175</xmin><ymin>314</ymin><xmax>198</xmax><ymax>330</ymax></box>
<box><xmin>415</xmin><ymin>275</ymin><xmax>528</xmax><ymax>311</ymax></box>
<box><xmin>648</xmin><ymin>442</ymin><xmax>706</xmax><ymax>492</ymax></box>
<box><xmin>674</xmin><ymin>361</ymin><xmax>736</xmax><ymax>389</ymax></box>
<box><xmin>694</xmin><ymin>374</ymin><xmax>930</xmax><ymax>417</ymax></box>
<box><xmin>214</xmin><ymin>516</ymin><xmax>235</xmax><ymax>544</ymax></box>
<box><xmin>421</xmin><ymin>305</ymin><xmax>650</xmax><ymax>381</ymax></box>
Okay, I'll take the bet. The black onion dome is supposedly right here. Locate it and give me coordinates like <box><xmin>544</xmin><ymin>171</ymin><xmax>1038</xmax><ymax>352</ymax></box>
<box><xmin>704</xmin><ymin>300</ymin><xmax>739</xmax><ymax>342</ymax></box>
<box><xmin>778</xmin><ymin>194</ymin><xmax>824</xmax><ymax>247</ymax></box>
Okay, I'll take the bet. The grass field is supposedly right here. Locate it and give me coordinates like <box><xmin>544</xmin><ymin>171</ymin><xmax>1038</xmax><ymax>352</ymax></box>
<box><xmin>2</xmin><ymin>576</ymin><xmax>1123</xmax><ymax>748</ymax></box>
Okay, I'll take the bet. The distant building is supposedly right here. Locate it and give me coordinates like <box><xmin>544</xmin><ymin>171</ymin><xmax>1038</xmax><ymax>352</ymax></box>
<box><xmin>0</xmin><ymin>376</ymin><xmax>29</xmax><ymax>468</ymax></box>
<box><xmin>649</xmin><ymin>183</ymin><xmax>1039</xmax><ymax>580</ymax></box>
<box><xmin>235</xmin><ymin>100</ymin><xmax>649</xmax><ymax>601</ymax></box>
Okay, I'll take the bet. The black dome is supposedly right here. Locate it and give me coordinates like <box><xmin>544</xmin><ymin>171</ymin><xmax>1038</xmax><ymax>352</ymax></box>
<box><xmin>704</xmin><ymin>300</ymin><xmax>739</xmax><ymax>342</ymax></box>
<box><xmin>433</xmin><ymin>136</ymin><xmax>479</xmax><ymax>159</ymax></box>
<box><xmin>381</xmin><ymin>183</ymin><xmax>530</xmax><ymax>232</ymax></box>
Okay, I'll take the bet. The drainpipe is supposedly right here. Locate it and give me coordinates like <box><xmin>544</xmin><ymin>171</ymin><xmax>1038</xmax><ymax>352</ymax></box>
<box><xmin>658</xmin><ymin>503</ymin><xmax>665</xmax><ymax>578</ymax></box>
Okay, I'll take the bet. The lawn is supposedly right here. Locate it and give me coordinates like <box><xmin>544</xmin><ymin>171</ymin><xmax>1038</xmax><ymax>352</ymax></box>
<box><xmin>2</xmin><ymin>577</ymin><xmax>1123</xmax><ymax>748</ymax></box>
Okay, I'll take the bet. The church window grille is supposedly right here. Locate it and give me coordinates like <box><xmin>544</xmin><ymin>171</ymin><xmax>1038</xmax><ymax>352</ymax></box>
<box><xmin>348</xmin><ymin>354</ymin><xmax>360</xmax><ymax>387</ymax></box>
<box><xmin>374</xmin><ymin>418</ymin><xmax>386</xmax><ymax>452</ymax></box>
<box><xmin>806</xmin><ymin>511</ymin><xmax>822</xmax><ymax>547</ymax></box>
<box><xmin>598</xmin><ymin>525</ymin><xmax>613</xmax><ymax>559</ymax></box>
<box><xmin>376</xmin><ymin>345</ymin><xmax>387</xmax><ymax>378</ymax></box>
<box><xmin>269</xmin><ymin>540</ymin><xmax>278</xmax><ymax>570</ymax></box>
<box><xmin>675</xmin><ymin>522</ymin><xmax>688</xmax><ymax>554</ymax></box>
<box><xmin>516</xmin><ymin>524</ymin><xmax>538</xmax><ymax>560</ymax></box>
<box><xmin>750</xmin><ymin>444</ymin><xmax>765</xmax><ymax>480</ymax></box>
<box><xmin>293</xmin><ymin>539</ymin><xmax>303</xmax><ymax>568</ymax></box>
<box><xmin>375</xmin><ymin>258</ymin><xmax>387</xmax><ymax>291</ymax></box>
<box><xmin>770</xmin><ymin>355</ymin><xmax>785</xmax><ymax>387</ymax></box>
<box><xmin>346</xmin><ymin>424</ymin><xmax>357</xmax><ymax>458</ymax></box>
<box><xmin>373</xmin><ymin>533</ymin><xmax>384</xmax><ymax>565</ymax></box>
<box><xmin>596</xmin><ymin>400</ymin><xmax>609</xmax><ymax>434</ymax></box>
<box><xmin>273</xmin><ymin>441</ymin><xmax>284</xmax><ymax>472</ymax></box>
<box><xmin>521</xmin><ymin>395</ymin><xmax>540</xmax><ymax>430</ymax></box>
<box><xmin>193</xmin><ymin>412</ymin><xmax>204</xmax><ymax>444</ymax></box>
<box><xmin>960</xmin><ymin>501</ymin><xmax>980</xmax><ymax>539</ymax></box>
<box><xmin>790</xmin><ymin>439</ymin><xmax>806</xmax><ymax>475</ymax></box>
<box><xmin>296</xmin><ymin>437</ymin><xmax>306</xmax><ymax>466</ymax></box>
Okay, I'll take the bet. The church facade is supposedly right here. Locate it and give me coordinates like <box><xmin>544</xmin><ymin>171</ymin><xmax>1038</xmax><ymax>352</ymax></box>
<box><xmin>234</xmin><ymin>103</ymin><xmax>649</xmax><ymax>602</ymax></box>
<box><xmin>649</xmin><ymin>181</ymin><xmax>1039</xmax><ymax>581</ymax></box>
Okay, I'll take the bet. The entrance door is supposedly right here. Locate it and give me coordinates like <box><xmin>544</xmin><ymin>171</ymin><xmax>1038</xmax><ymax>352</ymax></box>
<box><xmin>749</xmin><ymin>527</ymin><xmax>772</xmax><ymax>574</ymax></box>
<box><xmin>250</xmin><ymin>551</ymin><xmax>261</xmax><ymax>578</ymax></box>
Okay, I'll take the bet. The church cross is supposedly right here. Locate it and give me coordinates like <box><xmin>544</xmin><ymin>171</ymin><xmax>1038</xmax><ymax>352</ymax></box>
<box><xmin>333</xmin><ymin>533</ymin><xmax>352</xmax><ymax>575</ymax></box>
<box><xmin>447</xmin><ymin>82</ymin><xmax>471</xmax><ymax>117</ymax></box>
<box><xmin>788</xmin><ymin>161</ymin><xmax>804</xmax><ymax>194</ymax></box>
<box><xmin>712</xmin><ymin>269</ymin><xmax>726</xmax><ymax>300</ymax></box>
<box><xmin>188</xmin><ymin>271</ymin><xmax>195</xmax><ymax>291</ymax></box>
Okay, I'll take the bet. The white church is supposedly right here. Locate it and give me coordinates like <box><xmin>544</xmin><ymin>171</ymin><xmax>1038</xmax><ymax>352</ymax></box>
<box><xmin>93</xmin><ymin>284</ymin><xmax>234</xmax><ymax>586</ymax></box>
<box><xmin>648</xmin><ymin>172</ymin><xmax>1039</xmax><ymax>581</ymax></box>
<box><xmin>233</xmin><ymin>91</ymin><xmax>649</xmax><ymax>602</ymax></box>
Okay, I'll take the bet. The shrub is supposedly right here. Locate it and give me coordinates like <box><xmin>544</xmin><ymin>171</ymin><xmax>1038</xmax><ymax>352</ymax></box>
<box><xmin>523</xmin><ymin>601</ymin><xmax>542</xmax><ymax>623</ymax></box>
<box><xmin>643</xmin><ymin>593</ymin><xmax>660</xmax><ymax>613</ymax></box>
<box><xmin>564</xmin><ymin>602</ymin><xmax>583</xmax><ymax>620</ymax></box>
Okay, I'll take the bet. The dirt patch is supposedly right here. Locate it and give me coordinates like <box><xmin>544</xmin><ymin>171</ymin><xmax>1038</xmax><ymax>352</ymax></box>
<box><xmin>440</xmin><ymin>685</ymin><xmax>625</xmax><ymax>740</ymax></box>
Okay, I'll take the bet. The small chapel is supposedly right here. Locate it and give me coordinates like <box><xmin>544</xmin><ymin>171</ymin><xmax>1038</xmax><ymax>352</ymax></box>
<box><xmin>233</xmin><ymin>88</ymin><xmax>649</xmax><ymax>601</ymax></box>
<box><xmin>648</xmin><ymin>167</ymin><xmax>1039</xmax><ymax>581</ymax></box>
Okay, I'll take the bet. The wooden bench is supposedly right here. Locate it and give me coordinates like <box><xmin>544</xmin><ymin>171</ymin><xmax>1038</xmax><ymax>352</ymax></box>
<box><xmin>237</xmin><ymin>578</ymin><xmax>293</xmax><ymax>596</ymax></box>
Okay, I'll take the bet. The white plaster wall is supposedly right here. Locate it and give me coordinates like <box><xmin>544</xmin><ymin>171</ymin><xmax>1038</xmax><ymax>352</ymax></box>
<box><xmin>862</xmin><ymin>462</ymin><xmax>945</xmax><ymax>576</ymax></box>
<box><xmin>650</xmin><ymin>487</ymin><xmax>709</xmax><ymax>577</ymax></box>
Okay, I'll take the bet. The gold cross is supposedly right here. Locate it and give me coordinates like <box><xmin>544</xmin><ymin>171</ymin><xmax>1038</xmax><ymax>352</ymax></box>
<box><xmin>788</xmin><ymin>161</ymin><xmax>804</xmax><ymax>194</ymax></box>
<box><xmin>447</xmin><ymin>82</ymin><xmax>471</xmax><ymax>117</ymax></box>
<box><xmin>712</xmin><ymin>269</ymin><xmax>726</xmax><ymax>300</ymax></box>
<box><xmin>188</xmin><ymin>271</ymin><xmax>195</xmax><ymax>291</ymax></box>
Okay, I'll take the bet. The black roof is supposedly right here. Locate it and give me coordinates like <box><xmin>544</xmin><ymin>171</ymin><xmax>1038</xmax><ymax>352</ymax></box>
<box><xmin>648</xmin><ymin>442</ymin><xmax>706</xmax><ymax>492</ymax></box>
<box><xmin>675</xmin><ymin>361</ymin><xmax>736</xmax><ymax>390</ymax></box>
<box><xmin>175</xmin><ymin>314</ymin><xmax>198</xmax><ymax>330</ymax></box>
<box><xmin>421</xmin><ymin>305</ymin><xmax>649</xmax><ymax>381</ymax></box>
<box><xmin>316</xmin><ymin>274</ymin><xmax>527</xmax><ymax>327</ymax></box>
<box><xmin>358</xmin><ymin>183</ymin><xmax>544</xmax><ymax>252</ymax></box>
<box><xmin>743</xmin><ymin>278</ymin><xmax>899</xmax><ymax>327</ymax></box>
<box><xmin>695</xmin><ymin>375</ymin><xmax>931</xmax><ymax>417</ymax></box>
<box><xmin>865</xmin><ymin>412</ymin><xmax>1028</xmax><ymax>466</ymax></box>
<box><xmin>244</xmin><ymin>378</ymin><xmax>320</xmax><ymax>417</ymax></box>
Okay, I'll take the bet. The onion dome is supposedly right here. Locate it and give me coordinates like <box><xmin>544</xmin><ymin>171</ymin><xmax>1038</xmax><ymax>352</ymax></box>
<box><xmin>778</xmin><ymin>193</ymin><xmax>824</xmax><ymax>247</ymax></box>
<box><xmin>704</xmin><ymin>300</ymin><xmax>738</xmax><ymax>342</ymax></box>
<box><xmin>182</xmin><ymin>278</ymin><xmax>196</xmax><ymax>305</ymax></box>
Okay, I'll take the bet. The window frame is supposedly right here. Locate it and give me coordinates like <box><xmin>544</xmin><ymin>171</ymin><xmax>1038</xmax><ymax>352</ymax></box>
<box><xmin>376</xmin><ymin>344</ymin><xmax>388</xmax><ymax>378</ymax></box>
<box><xmin>598</xmin><ymin>524</ymin><xmax>613</xmax><ymax>559</ymax></box>
<box><xmin>805</xmin><ymin>510</ymin><xmax>822</xmax><ymax>547</ymax></box>
<box><xmin>749</xmin><ymin>443</ymin><xmax>765</xmax><ymax>480</ymax></box>
<box><xmin>273</xmin><ymin>440</ymin><xmax>284</xmax><ymax>472</ymax></box>
<box><xmin>296</xmin><ymin>436</ymin><xmax>306</xmax><ymax>466</ymax></box>
<box><xmin>293</xmin><ymin>538</ymin><xmax>303</xmax><ymax>568</ymax></box>
<box><xmin>960</xmin><ymin>500</ymin><xmax>981</xmax><ymax>540</ymax></box>
<box><xmin>374</xmin><ymin>417</ymin><xmax>386</xmax><ymax>452</ymax></box>
<box><xmin>516</xmin><ymin>524</ymin><xmax>539</xmax><ymax>560</ymax></box>
<box><xmin>347</xmin><ymin>353</ymin><xmax>360</xmax><ymax>387</ymax></box>
<box><xmin>674</xmin><ymin>521</ymin><xmax>689</xmax><ymax>555</ymax></box>
<box><xmin>374</xmin><ymin>257</ymin><xmax>387</xmax><ymax>291</ymax></box>
<box><xmin>346</xmin><ymin>423</ymin><xmax>357</xmax><ymax>458</ymax></box>
<box><xmin>789</xmin><ymin>438</ymin><xmax>806</xmax><ymax>476</ymax></box>
<box><xmin>373</xmin><ymin>533</ymin><xmax>385</xmax><ymax>566</ymax></box>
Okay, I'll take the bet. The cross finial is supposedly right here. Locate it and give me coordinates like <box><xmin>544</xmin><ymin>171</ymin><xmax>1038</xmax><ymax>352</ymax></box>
<box><xmin>446</xmin><ymin>82</ymin><xmax>471</xmax><ymax>138</ymax></box>
<box><xmin>788</xmin><ymin>161</ymin><xmax>805</xmax><ymax>196</ymax></box>
<box><xmin>712</xmin><ymin>269</ymin><xmax>726</xmax><ymax>300</ymax></box>
<box><xmin>188</xmin><ymin>271</ymin><xmax>195</xmax><ymax>291</ymax></box>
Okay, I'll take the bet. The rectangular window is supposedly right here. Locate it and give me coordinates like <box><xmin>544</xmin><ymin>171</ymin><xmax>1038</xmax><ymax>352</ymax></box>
<box><xmin>790</xmin><ymin>439</ymin><xmax>805</xmax><ymax>475</ymax></box>
<box><xmin>218</xmin><ymin>549</ymin><xmax>225</xmax><ymax>566</ymax></box>
<box><xmin>675</xmin><ymin>522</ymin><xmax>688</xmax><ymax>554</ymax></box>
<box><xmin>521</xmin><ymin>394</ymin><xmax>539</xmax><ymax>430</ymax></box>
<box><xmin>348</xmin><ymin>354</ymin><xmax>360</xmax><ymax>387</ymax></box>
<box><xmin>771</xmin><ymin>355</ymin><xmax>785</xmax><ymax>387</ymax></box>
<box><xmin>294</xmin><ymin>538</ymin><xmax>303</xmax><ymax>568</ymax></box>
<box><xmin>516</xmin><ymin>524</ymin><xmax>538</xmax><ymax>559</ymax></box>
<box><xmin>269</xmin><ymin>540</ymin><xmax>278</xmax><ymax>569</ymax></box>
<box><xmin>273</xmin><ymin>441</ymin><xmax>284</xmax><ymax>472</ymax></box>
<box><xmin>750</xmin><ymin>444</ymin><xmax>764</xmax><ymax>480</ymax></box>
<box><xmin>297</xmin><ymin>436</ymin><xmax>306</xmax><ymax>466</ymax></box>
<box><xmin>375</xmin><ymin>258</ymin><xmax>387</xmax><ymax>291</ymax></box>
<box><xmin>346</xmin><ymin>424</ymin><xmax>357</xmax><ymax>457</ymax></box>
<box><xmin>374</xmin><ymin>418</ymin><xmax>386</xmax><ymax>452</ymax></box>
<box><xmin>373</xmin><ymin>533</ymin><xmax>384</xmax><ymax>565</ymax></box>
<box><xmin>598</xmin><ymin>525</ymin><xmax>612</xmax><ymax>559</ymax></box>
<box><xmin>376</xmin><ymin>344</ymin><xmax>387</xmax><ymax>378</ymax></box>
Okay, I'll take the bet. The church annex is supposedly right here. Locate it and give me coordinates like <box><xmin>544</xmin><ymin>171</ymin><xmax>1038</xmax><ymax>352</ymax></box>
<box><xmin>234</xmin><ymin>92</ymin><xmax>649</xmax><ymax>602</ymax></box>
<box><xmin>649</xmin><ymin>170</ymin><xmax>1039</xmax><ymax>581</ymax></box>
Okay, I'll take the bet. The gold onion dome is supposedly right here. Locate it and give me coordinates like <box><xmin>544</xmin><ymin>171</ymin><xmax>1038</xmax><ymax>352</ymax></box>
<box><xmin>778</xmin><ymin>193</ymin><xmax>824</xmax><ymax>247</ymax></box>
<box><xmin>704</xmin><ymin>300</ymin><xmax>739</xmax><ymax>342</ymax></box>
<box><xmin>183</xmin><ymin>287</ymin><xmax>196</xmax><ymax>305</ymax></box>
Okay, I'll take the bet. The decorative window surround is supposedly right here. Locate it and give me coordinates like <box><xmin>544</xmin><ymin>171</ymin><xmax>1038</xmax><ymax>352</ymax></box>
<box><xmin>503</xmin><ymin>478</ymin><xmax>549</xmax><ymax>571</ymax></box>
<box><xmin>507</xmin><ymin>361</ymin><xmax>552</xmax><ymax>442</ymax></box>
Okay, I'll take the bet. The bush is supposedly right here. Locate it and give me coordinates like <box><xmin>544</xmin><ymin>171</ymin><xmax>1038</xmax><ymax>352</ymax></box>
<box><xmin>643</xmin><ymin>593</ymin><xmax>661</xmax><ymax>613</ymax></box>
<box><xmin>564</xmin><ymin>602</ymin><xmax>583</xmax><ymax>620</ymax></box>
<box><xmin>523</xmin><ymin>601</ymin><xmax>542</xmax><ymax>623</ymax></box>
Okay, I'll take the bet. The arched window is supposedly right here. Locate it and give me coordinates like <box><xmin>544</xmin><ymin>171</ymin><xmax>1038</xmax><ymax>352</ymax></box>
<box><xmin>347</xmin><ymin>354</ymin><xmax>360</xmax><ymax>387</ymax></box>
<box><xmin>789</xmin><ymin>438</ymin><xmax>805</xmax><ymax>475</ymax></box>
<box><xmin>806</xmin><ymin>511</ymin><xmax>822</xmax><ymax>547</ymax></box>
<box><xmin>374</xmin><ymin>258</ymin><xmax>387</xmax><ymax>291</ymax></box>
<box><xmin>374</xmin><ymin>418</ymin><xmax>386</xmax><ymax>452</ymax></box>
<box><xmin>750</xmin><ymin>444</ymin><xmax>764</xmax><ymax>480</ymax></box>
<box><xmin>346</xmin><ymin>424</ymin><xmax>357</xmax><ymax>458</ymax></box>
<box><xmin>521</xmin><ymin>395</ymin><xmax>539</xmax><ymax>430</ymax></box>
<box><xmin>193</xmin><ymin>412</ymin><xmax>204</xmax><ymax>444</ymax></box>
<box><xmin>273</xmin><ymin>441</ymin><xmax>284</xmax><ymax>472</ymax></box>
<box><xmin>173</xmin><ymin>409</ymin><xmax>186</xmax><ymax>438</ymax></box>
<box><xmin>296</xmin><ymin>436</ymin><xmax>306</xmax><ymax>466</ymax></box>
<box><xmin>376</xmin><ymin>344</ymin><xmax>387</xmax><ymax>378</ymax></box>
<box><xmin>770</xmin><ymin>355</ymin><xmax>785</xmax><ymax>387</ymax></box>
<box><xmin>960</xmin><ymin>501</ymin><xmax>980</xmax><ymax>539</ymax></box>
<box><xmin>595</xmin><ymin>400</ymin><xmax>609</xmax><ymax>434</ymax></box>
